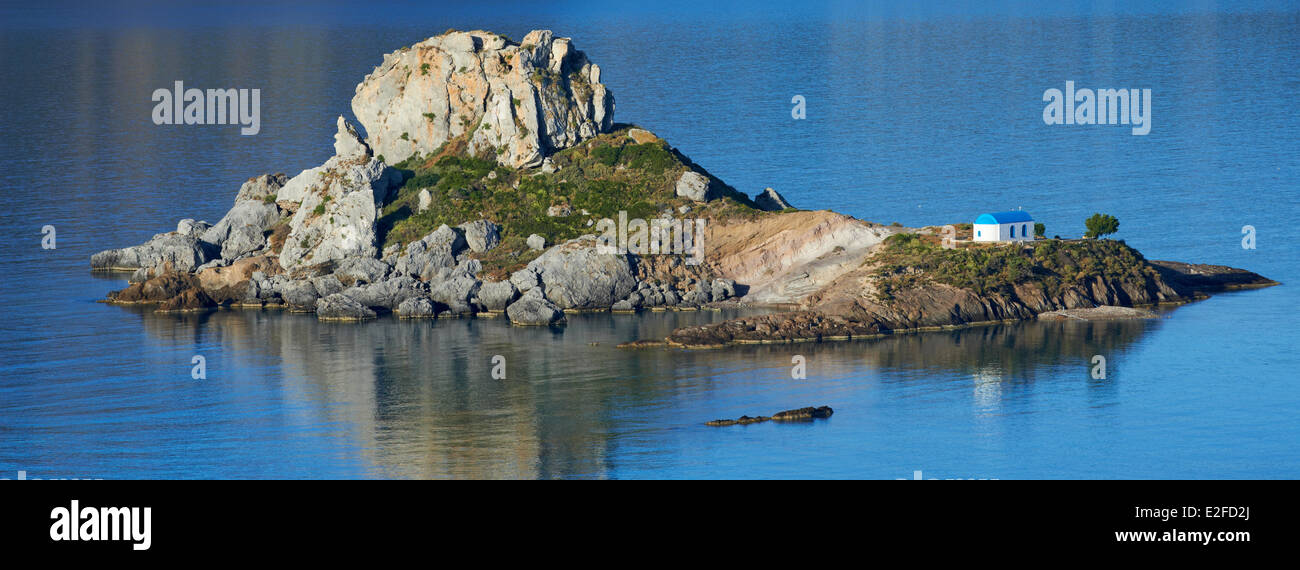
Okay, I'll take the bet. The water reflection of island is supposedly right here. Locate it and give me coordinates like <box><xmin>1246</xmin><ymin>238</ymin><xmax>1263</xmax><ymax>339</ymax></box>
<box><xmin>133</xmin><ymin>307</ymin><xmax>1158</xmax><ymax>478</ymax></box>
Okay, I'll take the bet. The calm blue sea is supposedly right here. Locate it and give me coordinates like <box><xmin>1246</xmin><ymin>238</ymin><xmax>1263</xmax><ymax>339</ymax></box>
<box><xmin>0</xmin><ymin>1</ymin><xmax>1296</xmax><ymax>478</ymax></box>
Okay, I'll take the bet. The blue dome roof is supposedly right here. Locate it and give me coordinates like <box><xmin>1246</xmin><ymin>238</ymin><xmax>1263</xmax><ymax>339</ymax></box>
<box><xmin>975</xmin><ymin>211</ymin><xmax>1033</xmax><ymax>224</ymax></box>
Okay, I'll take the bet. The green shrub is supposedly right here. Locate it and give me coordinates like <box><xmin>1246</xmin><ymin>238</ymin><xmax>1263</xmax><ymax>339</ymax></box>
<box><xmin>1084</xmin><ymin>213</ymin><xmax>1119</xmax><ymax>239</ymax></box>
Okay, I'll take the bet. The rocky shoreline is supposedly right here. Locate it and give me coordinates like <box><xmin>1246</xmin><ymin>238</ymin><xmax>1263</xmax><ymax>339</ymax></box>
<box><xmin>93</xmin><ymin>28</ymin><xmax>1278</xmax><ymax>342</ymax></box>
<box><xmin>93</xmin><ymin>30</ymin><xmax>754</xmax><ymax>326</ymax></box>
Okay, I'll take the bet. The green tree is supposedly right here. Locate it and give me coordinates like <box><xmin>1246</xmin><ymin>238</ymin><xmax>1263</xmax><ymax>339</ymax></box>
<box><xmin>1084</xmin><ymin>213</ymin><xmax>1119</xmax><ymax>239</ymax></box>
<box><xmin>1034</xmin><ymin>222</ymin><xmax>1045</xmax><ymax>238</ymax></box>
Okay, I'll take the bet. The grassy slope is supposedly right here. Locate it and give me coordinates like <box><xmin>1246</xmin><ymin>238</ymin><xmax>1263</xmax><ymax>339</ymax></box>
<box><xmin>872</xmin><ymin>233</ymin><xmax>1161</xmax><ymax>301</ymax></box>
<box><xmin>377</xmin><ymin>126</ymin><xmax>765</xmax><ymax>279</ymax></box>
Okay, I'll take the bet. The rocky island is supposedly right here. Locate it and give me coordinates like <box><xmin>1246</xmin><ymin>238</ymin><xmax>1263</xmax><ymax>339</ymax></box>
<box><xmin>93</xmin><ymin>29</ymin><xmax>1277</xmax><ymax>341</ymax></box>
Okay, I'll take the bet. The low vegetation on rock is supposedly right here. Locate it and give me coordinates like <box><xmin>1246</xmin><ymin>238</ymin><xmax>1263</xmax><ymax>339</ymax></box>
<box><xmin>873</xmin><ymin>233</ymin><xmax>1160</xmax><ymax>300</ymax></box>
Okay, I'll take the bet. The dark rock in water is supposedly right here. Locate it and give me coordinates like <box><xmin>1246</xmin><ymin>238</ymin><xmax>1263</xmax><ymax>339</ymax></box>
<box><xmin>1150</xmin><ymin>260</ymin><xmax>1280</xmax><ymax>294</ymax></box>
<box><xmin>706</xmin><ymin>406</ymin><xmax>832</xmax><ymax>426</ymax></box>
<box><xmin>706</xmin><ymin>415</ymin><xmax>772</xmax><ymax>427</ymax></box>
<box><xmin>107</xmin><ymin>272</ymin><xmax>217</xmax><ymax>313</ymax></box>
<box><xmin>109</xmin><ymin>272</ymin><xmax>198</xmax><ymax>303</ymax></box>
<box><xmin>771</xmin><ymin>406</ymin><xmax>834</xmax><ymax>421</ymax></box>
<box><xmin>616</xmin><ymin>339</ymin><xmax>666</xmax><ymax>349</ymax></box>
<box><xmin>315</xmin><ymin>293</ymin><xmax>377</xmax><ymax>321</ymax></box>
<box><xmin>156</xmin><ymin>288</ymin><xmax>217</xmax><ymax>312</ymax></box>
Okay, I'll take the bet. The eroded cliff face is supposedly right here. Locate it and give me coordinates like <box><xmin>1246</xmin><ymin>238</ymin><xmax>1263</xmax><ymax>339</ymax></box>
<box><xmin>703</xmin><ymin>211</ymin><xmax>897</xmax><ymax>305</ymax></box>
<box><xmin>351</xmin><ymin>29</ymin><xmax>614</xmax><ymax>168</ymax></box>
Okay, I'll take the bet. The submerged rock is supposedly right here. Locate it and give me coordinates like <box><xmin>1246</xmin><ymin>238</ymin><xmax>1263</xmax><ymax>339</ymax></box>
<box><xmin>771</xmin><ymin>406</ymin><xmax>834</xmax><ymax>421</ymax></box>
<box><xmin>706</xmin><ymin>406</ymin><xmax>833</xmax><ymax>426</ymax></box>
<box><xmin>316</xmin><ymin>293</ymin><xmax>377</xmax><ymax>321</ymax></box>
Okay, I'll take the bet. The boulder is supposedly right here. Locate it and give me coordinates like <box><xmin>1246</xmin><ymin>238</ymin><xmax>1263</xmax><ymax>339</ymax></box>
<box><xmin>233</xmin><ymin>173</ymin><xmax>288</xmax><ymax>203</ymax></box>
<box><xmin>315</xmin><ymin>293</ymin><xmax>377</xmax><ymax>321</ymax></box>
<box><xmin>417</xmin><ymin>188</ymin><xmax>432</xmax><ymax>212</ymax></box>
<box><xmin>711</xmin><ymin>278</ymin><xmax>737</xmax><ymax>300</ymax></box>
<box><xmin>176</xmin><ymin>219</ymin><xmax>212</xmax><ymax>239</ymax></box>
<box><xmin>396</xmin><ymin>296</ymin><xmax>437</xmax><ymax>318</ymax></box>
<box><xmin>526</xmin><ymin>234</ymin><xmax>546</xmax><ymax>251</ymax></box>
<box><xmin>753</xmin><ymin>187</ymin><xmax>793</xmax><ymax>211</ymax></box>
<box><xmin>527</xmin><ymin>236</ymin><xmax>636</xmax><ymax>309</ymax></box>
<box><xmin>350</xmin><ymin>29</ymin><xmax>614</xmax><ymax>168</ymax></box>
<box><xmin>342</xmin><ymin>275</ymin><xmax>424</xmax><ymax>310</ymax></box>
<box><xmin>200</xmin><ymin>199</ymin><xmax>282</xmax><ymax>249</ymax></box>
<box><xmin>506</xmin><ymin>291</ymin><xmax>566</xmax><ymax>325</ymax></box>
<box><xmin>276</xmin><ymin>152</ymin><xmax>403</xmax><ymax>271</ymax></box>
<box><xmin>279</xmin><ymin>280</ymin><xmax>320</xmax><ymax>310</ymax></box>
<box><xmin>627</xmin><ymin>128</ymin><xmax>657</xmax><ymax>144</ymax></box>
<box><xmin>332</xmin><ymin>115</ymin><xmax>370</xmax><ymax>158</ymax></box>
<box><xmin>392</xmin><ymin>224</ymin><xmax>464</xmax><ymax>279</ymax></box>
<box><xmin>509</xmin><ymin>268</ymin><xmax>541</xmax><ymax>292</ymax></box>
<box><xmin>200</xmin><ymin>199</ymin><xmax>283</xmax><ymax>261</ymax></box>
<box><xmin>91</xmin><ymin>232</ymin><xmax>213</xmax><ymax>272</ymax></box>
<box><xmin>334</xmin><ymin>257</ymin><xmax>391</xmax><ymax>285</ymax></box>
<box><xmin>476</xmin><ymin>280</ymin><xmax>518</xmax><ymax>311</ymax></box>
<box><xmin>310</xmin><ymin>274</ymin><xmax>345</xmax><ymax>297</ymax></box>
<box><xmin>611</xmin><ymin>299</ymin><xmax>636</xmax><ymax>312</ymax></box>
<box><xmin>428</xmin><ymin>273</ymin><xmax>481</xmax><ymax>314</ymax></box>
<box><xmin>674</xmin><ymin>170</ymin><xmax>717</xmax><ymax>202</ymax></box>
<box><xmin>457</xmin><ymin>219</ymin><xmax>501</xmax><ymax>253</ymax></box>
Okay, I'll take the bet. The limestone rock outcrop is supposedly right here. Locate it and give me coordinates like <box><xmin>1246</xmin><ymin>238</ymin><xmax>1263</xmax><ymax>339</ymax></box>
<box><xmin>526</xmin><ymin>235</ymin><xmax>636</xmax><ymax>310</ymax></box>
<box><xmin>753</xmin><ymin>187</ymin><xmax>794</xmax><ymax>211</ymax></box>
<box><xmin>351</xmin><ymin>29</ymin><xmax>614</xmax><ymax>168</ymax></box>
